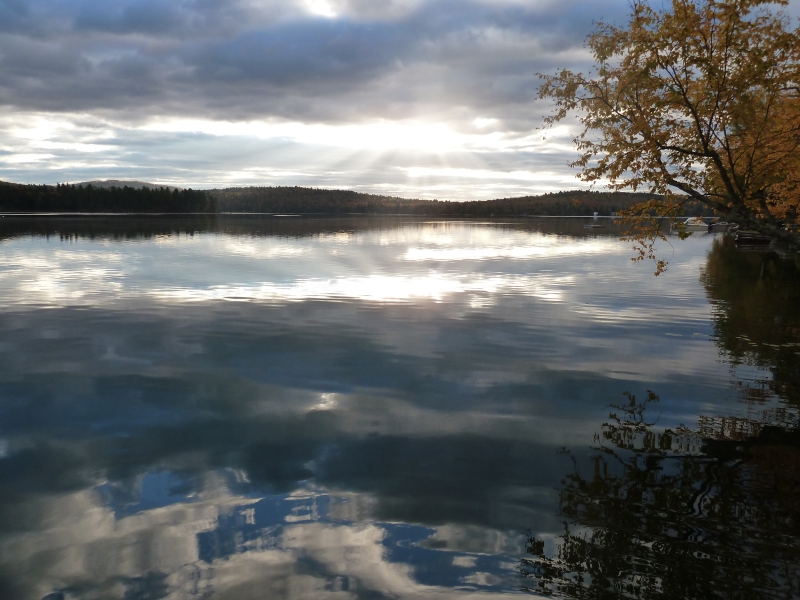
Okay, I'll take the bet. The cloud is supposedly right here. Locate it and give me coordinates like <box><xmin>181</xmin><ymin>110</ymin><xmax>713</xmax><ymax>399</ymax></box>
<box><xmin>0</xmin><ymin>111</ymin><xmax>586</xmax><ymax>197</ymax></box>
<box><xmin>183</xmin><ymin>20</ymin><xmax>407</xmax><ymax>91</ymax></box>
<box><xmin>0</xmin><ymin>0</ymin><xmax>30</xmax><ymax>30</ymax></box>
<box><xmin>75</xmin><ymin>0</ymin><xmax>185</xmax><ymax>34</ymax></box>
<box><xmin>0</xmin><ymin>0</ymin><xmax>625</xmax><ymax>122</ymax></box>
<box><xmin>0</xmin><ymin>0</ymin><xmax>634</xmax><ymax>194</ymax></box>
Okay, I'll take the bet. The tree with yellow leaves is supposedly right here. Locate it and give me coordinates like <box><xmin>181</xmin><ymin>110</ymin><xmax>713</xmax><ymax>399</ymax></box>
<box><xmin>539</xmin><ymin>0</ymin><xmax>800</xmax><ymax>274</ymax></box>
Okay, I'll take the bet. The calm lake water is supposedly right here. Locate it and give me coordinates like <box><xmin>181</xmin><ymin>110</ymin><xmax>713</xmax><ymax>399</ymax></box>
<box><xmin>0</xmin><ymin>216</ymin><xmax>797</xmax><ymax>600</ymax></box>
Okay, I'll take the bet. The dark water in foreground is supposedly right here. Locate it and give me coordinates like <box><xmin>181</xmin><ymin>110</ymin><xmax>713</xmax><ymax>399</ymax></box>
<box><xmin>0</xmin><ymin>216</ymin><xmax>797</xmax><ymax>600</ymax></box>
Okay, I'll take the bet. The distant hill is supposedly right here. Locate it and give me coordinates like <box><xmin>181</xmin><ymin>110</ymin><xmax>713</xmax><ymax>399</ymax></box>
<box><xmin>78</xmin><ymin>180</ymin><xmax>183</xmax><ymax>191</ymax></box>
<box><xmin>0</xmin><ymin>180</ymin><xmax>714</xmax><ymax>216</ymax></box>
<box><xmin>212</xmin><ymin>187</ymin><xmax>714</xmax><ymax>217</ymax></box>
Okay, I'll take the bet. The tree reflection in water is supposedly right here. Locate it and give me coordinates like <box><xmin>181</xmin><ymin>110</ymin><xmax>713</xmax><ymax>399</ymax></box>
<box><xmin>521</xmin><ymin>238</ymin><xmax>800</xmax><ymax>599</ymax></box>
<box><xmin>703</xmin><ymin>236</ymin><xmax>800</xmax><ymax>404</ymax></box>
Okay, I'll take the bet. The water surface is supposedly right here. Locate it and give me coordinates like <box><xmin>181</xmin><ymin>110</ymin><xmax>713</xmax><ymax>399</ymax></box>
<box><xmin>0</xmin><ymin>216</ymin><xmax>797</xmax><ymax>600</ymax></box>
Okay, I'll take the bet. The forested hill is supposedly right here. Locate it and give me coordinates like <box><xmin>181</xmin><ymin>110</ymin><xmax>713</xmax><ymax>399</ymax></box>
<box><xmin>0</xmin><ymin>181</ymin><xmax>714</xmax><ymax>216</ymax></box>
<box><xmin>78</xmin><ymin>180</ymin><xmax>183</xmax><ymax>191</ymax></box>
<box><xmin>213</xmin><ymin>187</ymin><xmax>712</xmax><ymax>216</ymax></box>
<box><xmin>0</xmin><ymin>181</ymin><xmax>216</xmax><ymax>213</ymax></box>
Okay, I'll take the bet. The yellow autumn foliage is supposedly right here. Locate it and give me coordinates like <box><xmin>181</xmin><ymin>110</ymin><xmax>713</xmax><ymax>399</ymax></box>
<box><xmin>539</xmin><ymin>0</ymin><xmax>800</xmax><ymax>273</ymax></box>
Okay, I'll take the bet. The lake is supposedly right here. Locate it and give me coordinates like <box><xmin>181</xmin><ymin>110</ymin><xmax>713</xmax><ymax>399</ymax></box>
<box><xmin>0</xmin><ymin>216</ymin><xmax>798</xmax><ymax>600</ymax></box>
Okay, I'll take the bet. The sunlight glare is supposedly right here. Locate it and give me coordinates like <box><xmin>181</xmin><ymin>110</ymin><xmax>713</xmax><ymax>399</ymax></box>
<box><xmin>140</xmin><ymin>118</ymin><xmax>504</xmax><ymax>152</ymax></box>
<box><xmin>401</xmin><ymin>166</ymin><xmax>575</xmax><ymax>183</ymax></box>
<box><xmin>305</xmin><ymin>0</ymin><xmax>337</xmax><ymax>17</ymax></box>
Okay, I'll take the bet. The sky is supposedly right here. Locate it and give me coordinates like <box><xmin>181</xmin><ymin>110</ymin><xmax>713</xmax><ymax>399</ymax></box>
<box><xmin>0</xmin><ymin>0</ymin><xmax>795</xmax><ymax>199</ymax></box>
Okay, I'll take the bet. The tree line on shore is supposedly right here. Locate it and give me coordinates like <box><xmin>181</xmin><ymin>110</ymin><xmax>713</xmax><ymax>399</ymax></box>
<box><xmin>0</xmin><ymin>182</ymin><xmax>216</xmax><ymax>213</ymax></box>
<box><xmin>0</xmin><ymin>180</ymin><xmax>714</xmax><ymax>217</ymax></box>
<box><xmin>212</xmin><ymin>186</ymin><xmax>714</xmax><ymax>216</ymax></box>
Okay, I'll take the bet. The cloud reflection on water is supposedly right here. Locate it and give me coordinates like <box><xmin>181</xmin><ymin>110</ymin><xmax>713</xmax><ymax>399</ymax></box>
<box><xmin>3</xmin><ymin>480</ymin><xmax>522</xmax><ymax>600</ymax></box>
<box><xmin>402</xmin><ymin>241</ymin><xmax>611</xmax><ymax>262</ymax></box>
<box><xmin>0</xmin><ymin>218</ymin><xmax>749</xmax><ymax>599</ymax></box>
<box><xmin>150</xmin><ymin>273</ymin><xmax>575</xmax><ymax>304</ymax></box>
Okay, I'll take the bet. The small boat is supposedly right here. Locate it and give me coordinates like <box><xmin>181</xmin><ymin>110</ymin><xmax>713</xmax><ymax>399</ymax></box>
<box><xmin>671</xmin><ymin>217</ymin><xmax>730</xmax><ymax>232</ymax></box>
<box><xmin>584</xmin><ymin>224</ymin><xmax>606</xmax><ymax>229</ymax></box>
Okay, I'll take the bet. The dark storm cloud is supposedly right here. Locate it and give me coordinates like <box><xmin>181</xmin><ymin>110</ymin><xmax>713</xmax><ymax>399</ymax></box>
<box><xmin>0</xmin><ymin>0</ymin><xmax>628</xmax><ymax>123</ymax></box>
<box><xmin>72</xmin><ymin>0</ymin><xmax>286</xmax><ymax>37</ymax></box>
<box><xmin>75</xmin><ymin>1</ymin><xmax>184</xmax><ymax>35</ymax></box>
<box><xmin>0</xmin><ymin>0</ymin><xmax>36</xmax><ymax>33</ymax></box>
<box><xmin>184</xmin><ymin>20</ymin><xmax>406</xmax><ymax>87</ymax></box>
